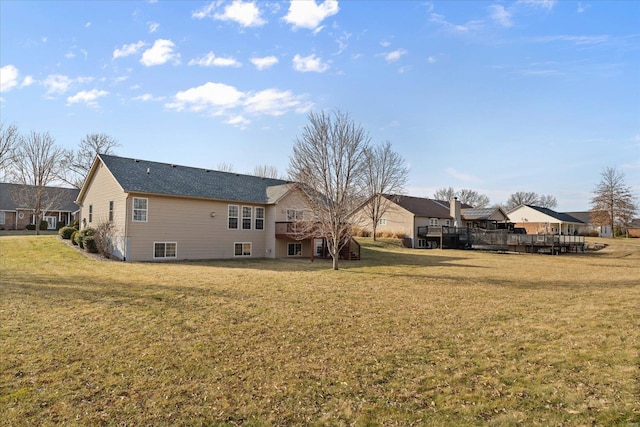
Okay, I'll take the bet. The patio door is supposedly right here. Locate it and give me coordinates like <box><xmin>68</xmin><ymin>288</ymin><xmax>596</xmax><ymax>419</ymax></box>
<box><xmin>44</xmin><ymin>216</ymin><xmax>56</xmax><ymax>230</ymax></box>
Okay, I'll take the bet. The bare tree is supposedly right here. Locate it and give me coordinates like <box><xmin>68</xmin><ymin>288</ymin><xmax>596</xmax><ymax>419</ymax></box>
<box><xmin>506</xmin><ymin>191</ymin><xmax>557</xmax><ymax>210</ymax></box>
<box><xmin>11</xmin><ymin>131</ymin><xmax>64</xmax><ymax>235</ymax></box>
<box><xmin>252</xmin><ymin>164</ymin><xmax>280</xmax><ymax>179</ymax></box>
<box><xmin>433</xmin><ymin>187</ymin><xmax>456</xmax><ymax>202</ymax></box>
<box><xmin>288</xmin><ymin>110</ymin><xmax>370</xmax><ymax>270</ymax></box>
<box><xmin>217</xmin><ymin>162</ymin><xmax>236</xmax><ymax>173</ymax></box>
<box><xmin>435</xmin><ymin>187</ymin><xmax>491</xmax><ymax>208</ymax></box>
<box><xmin>457</xmin><ymin>189</ymin><xmax>490</xmax><ymax>208</ymax></box>
<box><xmin>60</xmin><ymin>133</ymin><xmax>120</xmax><ymax>188</ymax></box>
<box><xmin>591</xmin><ymin>167</ymin><xmax>637</xmax><ymax>237</ymax></box>
<box><xmin>0</xmin><ymin>122</ymin><xmax>20</xmax><ymax>176</ymax></box>
<box><xmin>361</xmin><ymin>141</ymin><xmax>409</xmax><ymax>240</ymax></box>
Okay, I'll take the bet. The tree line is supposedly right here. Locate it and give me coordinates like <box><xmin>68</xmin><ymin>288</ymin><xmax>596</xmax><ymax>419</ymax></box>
<box><xmin>1</xmin><ymin>114</ymin><xmax>637</xmax><ymax>264</ymax></box>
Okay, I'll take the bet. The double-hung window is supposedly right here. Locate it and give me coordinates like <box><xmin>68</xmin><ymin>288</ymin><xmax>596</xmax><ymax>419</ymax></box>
<box><xmin>89</xmin><ymin>205</ymin><xmax>93</xmax><ymax>223</ymax></box>
<box><xmin>242</xmin><ymin>206</ymin><xmax>252</xmax><ymax>230</ymax></box>
<box><xmin>108</xmin><ymin>201</ymin><xmax>114</xmax><ymax>222</ymax></box>
<box><xmin>255</xmin><ymin>207</ymin><xmax>264</xmax><ymax>230</ymax></box>
<box><xmin>430</xmin><ymin>218</ymin><xmax>439</xmax><ymax>226</ymax></box>
<box><xmin>228</xmin><ymin>205</ymin><xmax>239</xmax><ymax>229</ymax></box>
<box><xmin>287</xmin><ymin>209</ymin><xmax>303</xmax><ymax>221</ymax></box>
<box><xmin>287</xmin><ymin>243</ymin><xmax>302</xmax><ymax>256</ymax></box>
<box><xmin>133</xmin><ymin>198</ymin><xmax>148</xmax><ymax>222</ymax></box>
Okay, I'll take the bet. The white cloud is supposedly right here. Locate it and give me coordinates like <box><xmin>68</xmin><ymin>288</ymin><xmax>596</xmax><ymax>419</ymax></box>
<box><xmin>251</xmin><ymin>55</ymin><xmax>279</xmax><ymax>70</ymax></box>
<box><xmin>1</xmin><ymin>65</ymin><xmax>20</xmax><ymax>92</ymax></box>
<box><xmin>193</xmin><ymin>1</ymin><xmax>265</xmax><ymax>27</ymax></box>
<box><xmin>148</xmin><ymin>22</ymin><xmax>159</xmax><ymax>33</ymax></box>
<box><xmin>427</xmin><ymin>56</ymin><xmax>437</xmax><ymax>64</ymax></box>
<box><xmin>517</xmin><ymin>0</ymin><xmax>557</xmax><ymax>10</ymax></box>
<box><xmin>244</xmin><ymin>88</ymin><xmax>305</xmax><ymax>116</ymax></box>
<box><xmin>383</xmin><ymin>48</ymin><xmax>407</xmax><ymax>63</ymax></box>
<box><xmin>65</xmin><ymin>52</ymin><xmax>76</xmax><ymax>59</ymax></box>
<box><xmin>133</xmin><ymin>93</ymin><xmax>163</xmax><ymax>102</ymax></box>
<box><xmin>140</xmin><ymin>39</ymin><xmax>180</xmax><ymax>66</ymax></box>
<box><xmin>429</xmin><ymin>13</ymin><xmax>483</xmax><ymax>34</ymax></box>
<box><xmin>531</xmin><ymin>35</ymin><xmax>610</xmax><ymax>45</ymax></box>
<box><xmin>490</xmin><ymin>4</ymin><xmax>513</xmax><ymax>27</ymax></box>
<box><xmin>284</xmin><ymin>0</ymin><xmax>339</xmax><ymax>30</ymax></box>
<box><xmin>42</xmin><ymin>74</ymin><xmax>74</xmax><ymax>95</ymax></box>
<box><xmin>292</xmin><ymin>54</ymin><xmax>329</xmax><ymax>72</ymax></box>
<box><xmin>166</xmin><ymin>81</ymin><xmax>311</xmax><ymax>126</ymax></box>
<box><xmin>166</xmin><ymin>82</ymin><xmax>244</xmax><ymax>112</ymax></box>
<box><xmin>67</xmin><ymin>89</ymin><xmax>109</xmax><ymax>107</ymax></box>
<box><xmin>188</xmin><ymin>52</ymin><xmax>241</xmax><ymax>67</ymax></box>
<box><xmin>21</xmin><ymin>76</ymin><xmax>34</xmax><ymax>87</ymax></box>
<box><xmin>113</xmin><ymin>41</ymin><xmax>145</xmax><ymax>59</ymax></box>
<box><xmin>85</xmin><ymin>22</ymin><xmax>91</xmax><ymax>28</ymax></box>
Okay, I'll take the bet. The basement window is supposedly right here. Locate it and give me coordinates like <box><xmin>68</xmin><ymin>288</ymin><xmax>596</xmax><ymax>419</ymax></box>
<box><xmin>234</xmin><ymin>242</ymin><xmax>251</xmax><ymax>257</ymax></box>
<box><xmin>154</xmin><ymin>242</ymin><xmax>177</xmax><ymax>259</ymax></box>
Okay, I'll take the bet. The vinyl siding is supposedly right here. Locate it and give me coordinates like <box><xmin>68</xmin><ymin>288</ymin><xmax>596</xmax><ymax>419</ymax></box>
<box><xmin>125</xmin><ymin>196</ymin><xmax>268</xmax><ymax>261</ymax></box>
<box><xmin>79</xmin><ymin>162</ymin><xmax>128</xmax><ymax>259</ymax></box>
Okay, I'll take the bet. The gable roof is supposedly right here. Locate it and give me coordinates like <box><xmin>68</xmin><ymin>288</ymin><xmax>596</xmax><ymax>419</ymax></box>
<box><xmin>383</xmin><ymin>194</ymin><xmax>453</xmax><ymax>218</ymax></box>
<box><xmin>93</xmin><ymin>154</ymin><xmax>290</xmax><ymax>204</ymax></box>
<box><xmin>518</xmin><ymin>205</ymin><xmax>585</xmax><ymax>224</ymax></box>
<box><xmin>462</xmin><ymin>207</ymin><xmax>509</xmax><ymax>221</ymax></box>
<box><xmin>564</xmin><ymin>211</ymin><xmax>593</xmax><ymax>224</ymax></box>
<box><xmin>0</xmin><ymin>183</ymin><xmax>79</xmax><ymax>212</ymax></box>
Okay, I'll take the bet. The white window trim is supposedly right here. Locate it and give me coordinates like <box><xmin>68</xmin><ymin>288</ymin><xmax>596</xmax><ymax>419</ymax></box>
<box><xmin>0</xmin><ymin>211</ymin><xmax>5</xmax><ymax>225</ymax></box>
<box><xmin>153</xmin><ymin>242</ymin><xmax>177</xmax><ymax>259</ymax></box>
<box><xmin>234</xmin><ymin>242</ymin><xmax>252</xmax><ymax>257</ymax></box>
<box><xmin>228</xmin><ymin>204</ymin><xmax>239</xmax><ymax>230</ymax></box>
<box><xmin>133</xmin><ymin>197</ymin><xmax>148</xmax><ymax>222</ymax></box>
<box><xmin>286</xmin><ymin>209</ymin><xmax>303</xmax><ymax>221</ymax></box>
<box><xmin>379</xmin><ymin>218</ymin><xmax>387</xmax><ymax>225</ymax></box>
<box><xmin>242</xmin><ymin>206</ymin><xmax>252</xmax><ymax>230</ymax></box>
<box><xmin>255</xmin><ymin>207</ymin><xmax>265</xmax><ymax>230</ymax></box>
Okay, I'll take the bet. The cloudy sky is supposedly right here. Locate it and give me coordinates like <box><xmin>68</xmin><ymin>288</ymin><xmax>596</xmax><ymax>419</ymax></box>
<box><xmin>1</xmin><ymin>0</ymin><xmax>638</xmax><ymax>210</ymax></box>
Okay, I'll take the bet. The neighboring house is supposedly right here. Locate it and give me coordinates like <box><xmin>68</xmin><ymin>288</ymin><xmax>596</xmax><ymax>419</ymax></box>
<box><xmin>508</xmin><ymin>205</ymin><xmax>584</xmax><ymax>235</ymax></box>
<box><xmin>565</xmin><ymin>211</ymin><xmax>613</xmax><ymax>237</ymax></box>
<box><xmin>76</xmin><ymin>154</ymin><xmax>356</xmax><ymax>262</ymax></box>
<box><xmin>626</xmin><ymin>218</ymin><xmax>640</xmax><ymax>238</ymax></box>
<box><xmin>0</xmin><ymin>182</ymin><xmax>79</xmax><ymax>230</ymax></box>
<box><xmin>353</xmin><ymin>194</ymin><xmax>510</xmax><ymax>249</ymax></box>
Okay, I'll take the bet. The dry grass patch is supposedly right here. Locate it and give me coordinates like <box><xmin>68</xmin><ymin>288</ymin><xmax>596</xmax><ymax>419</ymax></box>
<box><xmin>1</xmin><ymin>236</ymin><xmax>639</xmax><ymax>426</ymax></box>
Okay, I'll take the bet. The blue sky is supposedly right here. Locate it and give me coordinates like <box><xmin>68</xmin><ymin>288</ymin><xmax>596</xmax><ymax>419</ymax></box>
<box><xmin>1</xmin><ymin>0</ymin><xmax>638</xmax><ymax>211</ymax></box>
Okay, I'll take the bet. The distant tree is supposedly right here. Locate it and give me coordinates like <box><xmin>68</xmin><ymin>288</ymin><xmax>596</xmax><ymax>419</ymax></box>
<box><xmin>433</xmin><ymin>187</ymin><xmax>456</xmax><ymax>201</ymax></box>
<box><xmin>60</xmin><ymin>133</ymin><xmax>120</xmax><ymax>188</ymax></box>
<box><xmin>590</xmin><ymin>167</ymin><xmax>637</xmax><ymax>238</ymax></box>
<box><xmin>434</xmin><ymin>187</ymin><xmax>490</xmax><ymax>208</ymax></box>
<box><xmin>11</xmin><ymin>131</ymin><xmax>64</xmax><ymax>235</ymax></box>
<box><xmin>0</xmin><ymin>122</ymin><xmax>19</xmax><ymax>175</ymax></box>
<box><xmin>288</xmin><ymin>110</ymin><xmax>370</xmax><ymax>270</ymax></box>
<box><xmin>506</xmin><ymin>191</ymin><xmax>557</xmax><ymax>210</ymax></box>
<box><xmin>217</xmin><ymin>162</ymin><xmax>236</xmax><ymax>173</ymax></box>
<box><xmin>457</xmin><ymin>189</ymin><xmax>490</xmax><ymax>208</ymax></box>
<box><xmin>361</xmin><ymin>141</ymin><xmax>409</xmax><ymax>240</ymax></box>
<box><xmin>252</xmin><ymin>164</ymin><xmax>280</xmax><ymax>179</ymax></box>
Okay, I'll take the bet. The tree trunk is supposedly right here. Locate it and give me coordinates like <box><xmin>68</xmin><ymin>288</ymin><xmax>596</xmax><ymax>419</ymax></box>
<box><xmin>372</xmin><ymin>223</ymin><xmax>377</xmax><ymax>241</ymax></box>
<box><xmin>332</xmin><ymin>255</ymin><xmax>339</xmax><ymax>270</ymax></box>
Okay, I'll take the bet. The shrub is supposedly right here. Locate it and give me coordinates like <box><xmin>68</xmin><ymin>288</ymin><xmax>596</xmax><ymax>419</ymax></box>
<box><xmin>71</xmin><ymin>230</ymin><xmax>79</xmax><ymax>246</ymax></box>
<box><xmin>59</xmin><ymin>226</ymin><xmax>77</xmax><ymax>240</ymax></box>
<box><xmin>83</xmin><ymin>236</ymin><xmax>98</xmax><ymax>253</ymax></box>
<box><xmin>93</xmin><ymin>222</ymin><xmax>115</xmax><ymax>257</ymax></box>
<box><xmin>26</xmin><ymin>224</ymin><xmax>36</xmax><ymax>231</ymax></box>
<box><xmin>72</xmin><ymin>219</ymin><xmax>80</xmax><ymax>229</ymax></box>
<box><xmin>76</xmin><ymin>227</ymin><xmax>95</xmax><ymax>249</ymax></box>
<box><xmin>39</xmin><ymin>220</ymin><xmax>49</xmax><ymax>230</ymax></box>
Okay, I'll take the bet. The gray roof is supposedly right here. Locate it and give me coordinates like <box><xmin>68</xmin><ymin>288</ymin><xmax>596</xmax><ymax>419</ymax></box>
<box><xmin>0</xmin><ymin>183</ymin><xmax>79</xmax><ymax>212</ymax></box>
<box><xmin>383</xmin><ymin>194</ymin><xmax>473</xmax><ymax>218</ymax></box>
<box><xmin>99</xmin><ymin>154</ymin><xmax>290</xmax><ymax>204</ymax></box>
<box><xmin>462</xmin><ymin>207</ymin><xmax>507</xmax><ymax>221</ymax></box>
<box><xmin>526</xmin><ymin>205</ymin><xmax>584</xmax><ymax>224</ymax></box>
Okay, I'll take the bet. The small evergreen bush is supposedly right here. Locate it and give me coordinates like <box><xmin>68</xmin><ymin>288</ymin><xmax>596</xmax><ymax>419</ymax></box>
<box><xmin>71</xmin><ymin>230</ymin><xmax>79</xmax><ymax>246</ymax></box>
<box><xmin>39</xmin><ymin>220</ymin><xmax>49</xmax><ymax>230</ymax></box>
<box><xmin>76</xmin><ymin>228</ymin><xmax>95</xmax><ymax>249</ymax></box>
<box><xmin>59</xmin><ymin>226</ymin><xmax>77</xmax><ymax>240</ymax></box>
<box><xmin>84</xmin><ymin>236</ymin><xmax>98</xmax><ymax>253</ymax></box>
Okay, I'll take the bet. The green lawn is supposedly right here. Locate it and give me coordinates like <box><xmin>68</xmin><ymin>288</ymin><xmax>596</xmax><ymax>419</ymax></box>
<box><xmin>1</xmin><ymin>235</ymin><xmax>639</xmax><ymax>426</ymax></box>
